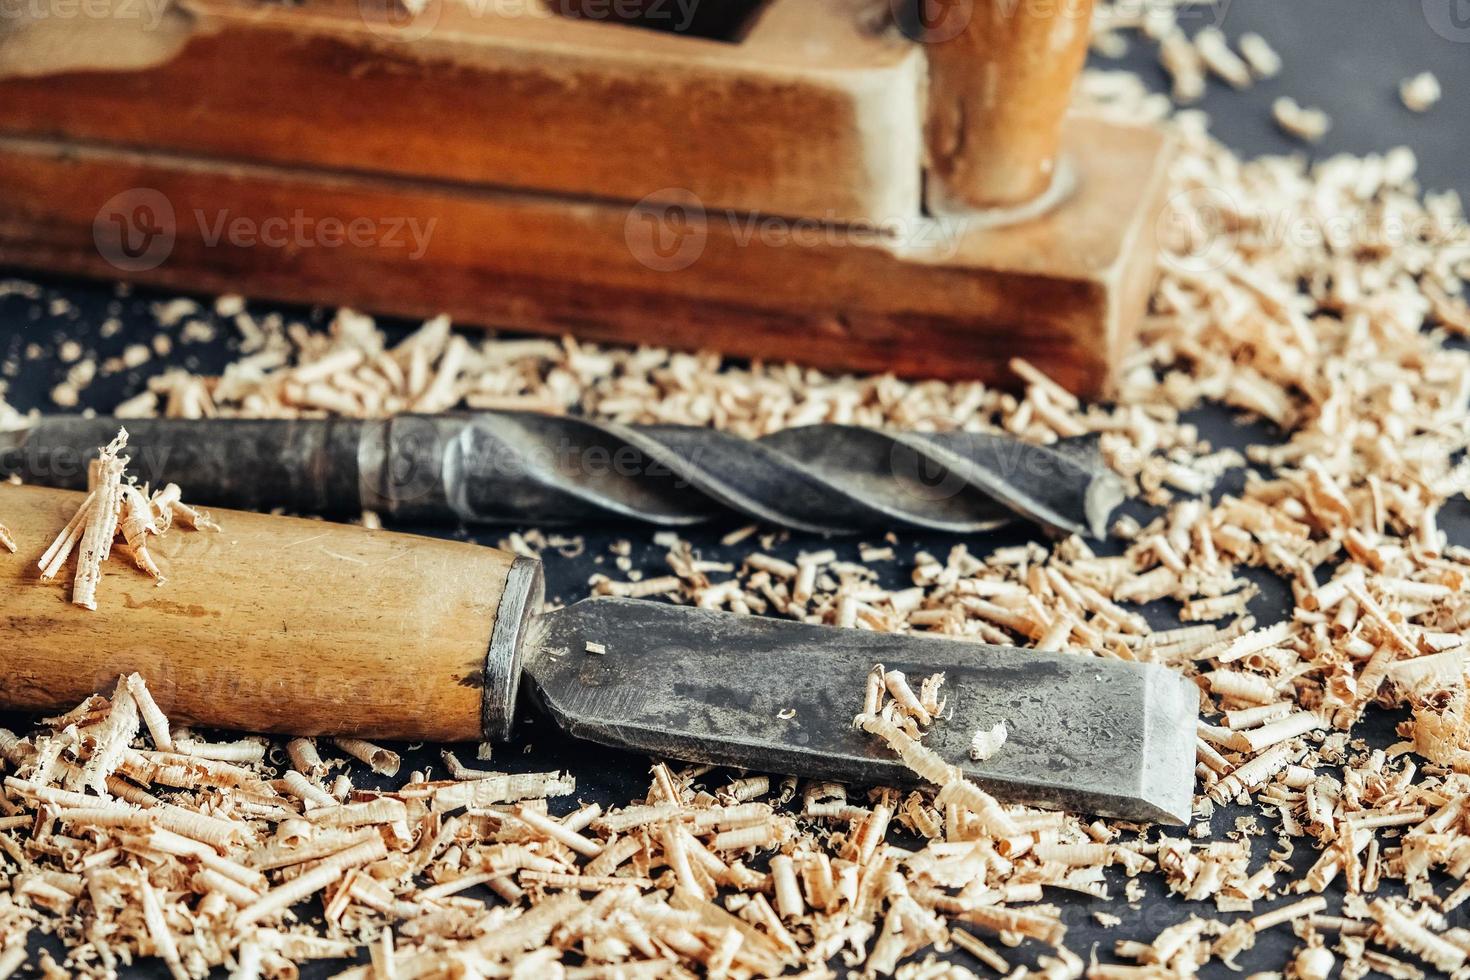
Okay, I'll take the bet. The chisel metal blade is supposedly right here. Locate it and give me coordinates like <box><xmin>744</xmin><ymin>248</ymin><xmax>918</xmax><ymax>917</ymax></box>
<box><xmin>522</xmin><ymin>598</ymin><xmax>1197</xmax><ymax>824</ymax></box>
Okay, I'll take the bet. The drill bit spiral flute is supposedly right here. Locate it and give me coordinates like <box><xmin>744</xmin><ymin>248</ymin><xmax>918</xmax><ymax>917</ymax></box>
<box><xmin>1</xmin><ymin>413</ymin><xmax>1124</xmax><ymax>537</ymax></box>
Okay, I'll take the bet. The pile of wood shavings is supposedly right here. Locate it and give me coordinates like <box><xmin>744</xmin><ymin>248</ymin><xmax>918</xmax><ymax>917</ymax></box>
<box><xmin>33</xmin><ymin>429</ymin><xmax>219</xmax><ymax>610</ymax></box>
<box><xmin>1</xmin><ymin>52</ymin><xmax>1468</xmax><ymax>980</ymax></box>
<box><xmin>1091</xmin><ymin>2</ymin><xmax>1442</xmax><ymax>140</ymax></box>
<box><xmin>1090</xmin><ymin>6</ymin><xmax>1279</xmax><ymax>105</ymax></box>
<box><xmin>555</xmin><ymin>106</ymin><xmax>1470</xmax><ymax>972</ymax></box>
<box><xmin>1</xmin><ymin>673</ymin><xmax>1142</xmax><ymax>979</ymax></box>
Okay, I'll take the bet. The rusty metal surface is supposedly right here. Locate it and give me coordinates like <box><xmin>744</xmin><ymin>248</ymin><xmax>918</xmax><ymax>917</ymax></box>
<box><xmin>522</xmin><ymin>597</ymin><xmax>1197</xmax><ymax>824</ymax></box>
<box><xmin>1</xmin><ymin>412</ymin><xmax>1122</xmax><ymax>538</ymax></box>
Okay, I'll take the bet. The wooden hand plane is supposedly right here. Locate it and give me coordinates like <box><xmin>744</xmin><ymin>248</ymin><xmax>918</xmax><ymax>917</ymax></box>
<box><xmin>0</xmin><ymin>0</ymin><xmax>1170</xmax><ymax>394</ymax></box>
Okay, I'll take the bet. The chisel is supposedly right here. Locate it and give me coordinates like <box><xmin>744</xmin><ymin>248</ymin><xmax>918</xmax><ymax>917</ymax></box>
<box><xmin>0</xmin><ymin>413</ymin><xmax>1123</xmax><ymax>537</ymax></box>
<box><xmin>0</xmin><ymin>484</ymin><xmax>1195</xmax><ymax>824</ymax></box>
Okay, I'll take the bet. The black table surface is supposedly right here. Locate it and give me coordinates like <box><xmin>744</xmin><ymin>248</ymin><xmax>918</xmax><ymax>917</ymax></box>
<box><xmin>3</xmin><ymin>2</ymin><xmax>1468</xmax><ymax>975</ymax></box>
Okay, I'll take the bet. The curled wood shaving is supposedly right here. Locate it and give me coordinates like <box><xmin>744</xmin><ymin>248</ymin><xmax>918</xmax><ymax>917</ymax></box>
<box><xmin>333</xmin><ymin>737</ymin><xmax>401</xmax><ymax>778</ymax></box>
<box><xmin>69</xmin><ymin>431</ymin><xmax>126</xmax><ymax>610</ymax></box>
<box><xmin>1399</xmin><ymin>72</ymin><xmax>1441</xmax><ymax>113</ymax></box>
<box><xmin>31</xmin><ymin>430</ymin><xmax>217</xmax><ymax>610</ymax></box>
<box><xmin>1237</xmin><ymin>32</ymin><xmax>1281</xmax><ymax>79</ymax></box>
<box><xmin>1272</xmin><ymin>97</ymin><xmax>1332</xmax><ymax>143</ymax></box>
<box><xmin>968</xmin><ymin>722</ymin><xmax>1008</xmax><ymax>762</ymax></box>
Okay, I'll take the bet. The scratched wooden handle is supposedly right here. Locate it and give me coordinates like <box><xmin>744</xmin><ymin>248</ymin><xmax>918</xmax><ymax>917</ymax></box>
<box><xmin>0</xmin><ymin>485</ymin><xmax>543</xmax><ymax>742</ymax></box>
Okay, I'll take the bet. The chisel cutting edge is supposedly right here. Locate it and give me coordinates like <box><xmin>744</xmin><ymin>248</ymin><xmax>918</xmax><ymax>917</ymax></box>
<box><xmin>0</xmin><ymin>485</ymin><xmax>1196</xmax><ymax>824</ymax></box>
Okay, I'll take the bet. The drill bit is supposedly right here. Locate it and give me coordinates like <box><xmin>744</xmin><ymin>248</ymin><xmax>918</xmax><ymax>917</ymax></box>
<box><xmin>0</xmin><ymin>413</ymin><xmax>1123</xmax><ymax>536</ymax></box>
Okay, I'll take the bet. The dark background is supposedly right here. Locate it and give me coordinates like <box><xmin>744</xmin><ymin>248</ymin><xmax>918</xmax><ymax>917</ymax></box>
<box><xmin>3</xmin><ymin>1</ymin><xmax>1468</xmax><ymax>974</ymax></box>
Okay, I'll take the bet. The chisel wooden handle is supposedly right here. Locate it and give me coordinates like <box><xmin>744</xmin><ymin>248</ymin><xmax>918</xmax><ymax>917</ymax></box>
<box><xmin>0</xmin><ymin>485</ymin><xmax>543</xmax><ymax>742</ymax></box>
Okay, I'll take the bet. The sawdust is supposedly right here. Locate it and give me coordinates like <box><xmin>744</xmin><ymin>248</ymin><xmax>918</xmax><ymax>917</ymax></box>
<box><xmin>1271</xmin><ymin>97</ymin><xmax>1332</xmax><ymax>143</ymax></box>
<box><xmin>1400</xmin><ymin>72</ymin><xmax>1442</xmax><ymax>114</ymax></box>
<box><xmin>0</xmin><ymin>9</ymin><xmax>1468</xmax><ymax>978</ymax></box>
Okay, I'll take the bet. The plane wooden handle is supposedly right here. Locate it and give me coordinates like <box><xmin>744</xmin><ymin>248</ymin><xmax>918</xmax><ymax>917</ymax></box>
<box><xmin>923</xmin><ymin>0</ymin><xmax>1096</xmax><ymax>210</ymax></box>
<box><xmin>0</xmin><ymin>485</ymin><xmax>544</xmax><ymax>742</ymax></box>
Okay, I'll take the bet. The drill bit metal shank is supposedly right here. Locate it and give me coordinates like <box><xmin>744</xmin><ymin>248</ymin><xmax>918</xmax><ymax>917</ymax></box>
<box><xmin>1</xmin><ymin>413</ymin><xmax>1122</xmax><ymax>536</ymax></box>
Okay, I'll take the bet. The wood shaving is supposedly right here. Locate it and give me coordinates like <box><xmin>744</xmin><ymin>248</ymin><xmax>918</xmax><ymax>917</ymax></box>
<box><xmin>5</xmin><ymin>21</ymin><xmax>1470</xmax><ymax>978</ymax></box>
<box><xmin>1237</xmin><ymin>32</ymin><xmax>1281</xmax><ymax>79</ymax></box>
<box><xmin>1272</xmin><ymin>97</ymin><xmax>1332</xmax><ymax>142</ymax></box>
<box><xmin>1193</xmin><ymin>27</ymin><xmax>1252</xmax><ymax>90</ymax></box>
<box><xmin>69</xmin><ymin>430</ymin><xmax>127</xmax><ymax>610</ymax></box>
<box><xmin>1399</xmin><ymin>72</ymin><xmax>1441</xmax><ymax>113</ymax></box>
<box><xmin>1158</xmin><ymin>30</ymin><xmax>1205</xmax><ymax>104</ymax></box>
<box><xmin>333</xmin><ymin>738</ymin><xmax>401</xmax><ymax>778</ymax></box>
<box><xmin>31</xmin><ymin>430</ymin><xmax>216</xmax><ymax>609</ymax></box>
<box><xmin>968</xmin><ymin>722</ymin><xmax>1008</xmax><ymax>762</ymax></box>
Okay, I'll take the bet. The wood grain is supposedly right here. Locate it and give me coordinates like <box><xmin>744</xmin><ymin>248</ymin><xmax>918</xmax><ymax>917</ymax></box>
<box><xmin>924</xmin><ymin>0</ymin><xmax>1097</xmax><ymax>209</ymax></box>
<box><xmin>0</xmin><ymin>0</ymin><xmax>923</xmax><ymax>226</ymax></box>
<box><xmin>0</xmin><ymin>484</ymin><xmax>520</xmax><ymax>742</ymax></box>
<box><xmin>0</xmin><ymin>115</ymin><xmax>1171</xmax><ymax>395</ymax></box>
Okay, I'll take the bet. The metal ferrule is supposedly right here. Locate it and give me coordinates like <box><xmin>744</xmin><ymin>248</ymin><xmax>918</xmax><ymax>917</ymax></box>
<box><xmin>481</xmin><ymin>556</ymin><xmax>544</xmax><ymax>743</ymax></box>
